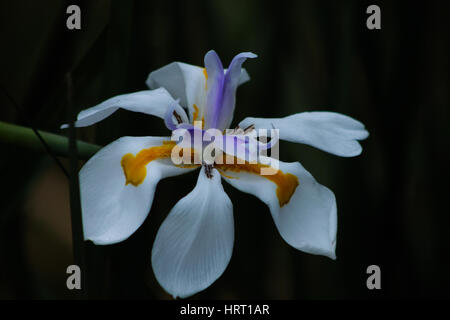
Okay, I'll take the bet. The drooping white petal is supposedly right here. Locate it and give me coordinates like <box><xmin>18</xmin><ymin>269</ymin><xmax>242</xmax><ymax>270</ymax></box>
<box><xmin>146</xmin><ymin>61</ymin><xmax>250</xmax><ymax>122</ymax></box>
<box><xmin>221</xmin><ymin>158</ymin><xmax>337</xmax><ymax>259</ymax></box>
<box><xmin>80</xmin><ymin>136</ymin><xmax>196</xmax><ymax>245</ymax></box>
<box><xmin>152</xmin><ymin>166</ymin><xmax>234</xmax><ymax>298</ymax></box>
<box><xmin>61</xmin><ymin>88</ymin><xmax>186</xmax><ymax>128</ymax></box>
<box><xmin>239</xmin><ymin>112</ymin><xmax>369</xmax><ymax>157</ymax></box>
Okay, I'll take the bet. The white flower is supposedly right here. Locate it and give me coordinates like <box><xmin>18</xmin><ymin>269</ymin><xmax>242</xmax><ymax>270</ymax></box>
<box><xmin>65</xmin><ymin>50</ymin><xmax>369</xmax><ymax>298</ymax></box>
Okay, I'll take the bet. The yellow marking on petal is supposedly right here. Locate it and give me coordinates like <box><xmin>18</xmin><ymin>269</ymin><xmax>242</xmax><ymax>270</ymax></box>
<box><xmin>121</xmin><ymin>141</ymin><xmax>176</xmax><ymax>186</ymax></box>
<box><xmin>216</xmin><ymin>156</ymin><xmax>299</xmax><ymax>207</ymax></box>
<box><xmin>217</xmin><ymin>169</ymin><xmax>237</xmax><ymax>179</ymax></box>
<box><xmin>203</xmin><ymin>68</ymin><xmax>208</xmax><ymax>90</ymax></box>
<box><xmin>192</xmin><ymin>104</ymin><xmax>205</xmax><ymax>128</ymax></box>
<box><xmin>193</xmin><ymin>104</ymin><xmax>200</xmax><ymax>121</ymax></box>
<box><xmin>176</xmin><ymin>163</ymin><xmax>201</xmax><ymax>169</ymax></box>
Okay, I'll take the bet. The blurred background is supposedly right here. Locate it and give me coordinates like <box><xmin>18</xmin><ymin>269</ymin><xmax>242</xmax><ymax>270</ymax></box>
<box><xmin>0</xmin><ymin>0</ymin><xmax>449</xmax><ymax>299</ymax></box>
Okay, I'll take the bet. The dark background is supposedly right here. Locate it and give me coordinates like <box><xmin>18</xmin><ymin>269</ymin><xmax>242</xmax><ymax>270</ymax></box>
<box><xmin>0</xmin><ymin>0</ymin><xmax>449</xmax><ymax>299</ymax></box>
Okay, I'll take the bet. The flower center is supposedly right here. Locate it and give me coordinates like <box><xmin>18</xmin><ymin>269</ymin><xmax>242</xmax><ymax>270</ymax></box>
<box><xmin>121</xmin><ymin>141</ymin><xmax>298</xmax><ymax>207</ymax></box>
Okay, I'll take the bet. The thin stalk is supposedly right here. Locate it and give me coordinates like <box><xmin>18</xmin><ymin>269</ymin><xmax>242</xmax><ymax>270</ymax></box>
<box><xmin>0</xmin><ymin>121</ymin><xmax>101</xmax><ymax>160</ymax></box>
<box><xmin>0</xmin><ymin>84</ymin><xmax>71</xmax><ymax>178</ymax></box>
<box><xmin>66</xmin><ymin>72</ymin><xmax>88</xmax><ymax>299</ymax></box>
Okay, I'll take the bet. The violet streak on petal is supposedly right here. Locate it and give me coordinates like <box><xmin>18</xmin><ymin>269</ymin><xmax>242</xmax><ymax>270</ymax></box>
<box><xmin>204</xmin><ymin>50</ymin><xmax>225</xmax><ymax>130</ymax></box>
<box><xmin>203</xmin><ymin>51</ymin><xmax>257</xmax><ymax>131</ymax></box>
<box><xmin>219</xmin><ymin>52</ymin><xmax>257</xmax><ymax>130</ymax></box>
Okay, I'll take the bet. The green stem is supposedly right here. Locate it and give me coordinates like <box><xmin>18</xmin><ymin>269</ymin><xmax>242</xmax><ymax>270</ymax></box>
<box><xmin>0</xmin><ymin>121</ymin><xmax>101</xmax><ymax>160</ymax></box>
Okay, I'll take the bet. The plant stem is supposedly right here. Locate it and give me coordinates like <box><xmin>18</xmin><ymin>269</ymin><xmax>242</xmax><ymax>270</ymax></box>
<box><xmin>66</xmin><ymin>72</ymin><xmax>88</xmax><ymax>299</ymax></box>
<box><xmin>0</xmin><ymin>121</ymin><xmax>101</xmax><ymax>160</ymax></box>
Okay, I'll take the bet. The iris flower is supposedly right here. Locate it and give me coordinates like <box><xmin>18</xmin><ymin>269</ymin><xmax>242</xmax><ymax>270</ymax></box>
<box><xmin>66</xmin><ymin>50</ymin><xmax>368</xmax><ymax>298</ymax></box>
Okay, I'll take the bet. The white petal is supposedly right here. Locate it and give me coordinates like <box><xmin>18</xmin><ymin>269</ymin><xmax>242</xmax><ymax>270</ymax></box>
<box><xmin>152</xmin><ymin>166</ymin><xmax>234</xmax><ymax>298</ymax></box>
<box><xmin>221</xmin><ymin>158</ymin><xmax>337</xmax><ymax>259</ymax></box>
<box><xmin>239</xmin><ymin>111</ymin><xmax>369</xmax><ymax>157</ymax></box>
<box><xmin>80</xmin><ymin>136</ymin><xmax>196</xmax><ymax>245</ymax></box>
<box><xmin>62</xmin><ymin>88</ymin><xmax>183</xmax><ymax>128</ymax></box>
<box><xmin>146</xmin><ymin>61</ymin><xmax>250</xmax><ymax>122</ymax></box>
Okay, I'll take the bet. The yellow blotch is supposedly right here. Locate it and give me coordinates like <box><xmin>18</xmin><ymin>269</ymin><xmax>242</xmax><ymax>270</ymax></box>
<box><xmin>121</xmin><ymin>141</ymin><xmax>176</xmax><ymax>186</ymax></box>
<box><xmin>216</xmin><ymin>156</ymin><xmax>299</xmax><ymax>207</ymax></box>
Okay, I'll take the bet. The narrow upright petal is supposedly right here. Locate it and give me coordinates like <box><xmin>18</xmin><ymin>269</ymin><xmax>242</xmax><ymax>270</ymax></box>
<box><xmin>152</xmin><ymin>166</ymin><xmax>234</xmax><ymax>298</ymax></box>
<box><xmin>204</xmin><ymin>51</ymin><xmax>257</xmax><ymax>130</ymax></box>
<box><xmin>80</xmin><ymin>136</ymin><xmax>196</xmax><ymax>245</ymax></box>
<box><xmin>204</xmin><ymin>50</ymin><xmax>225</xmax><ymax>129</ymax></box>
<box><xmin>61</xmin><ymin>88</ymin><xmax>185</xmax><ymax>128</ymax></box>
<box><xmin>239</xmin><ymin>112</ymin><xmax>369</xmax><ymax>157</ymax></box>
<box><xmin>219</xmin><ymin>158</ymin><xmax>337</xmax><ymax>259</ymax></box>
<box><xmin>219</xmin><ymin>52</ymin><xmax>257</xmax><ymax>130</ymax></box>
